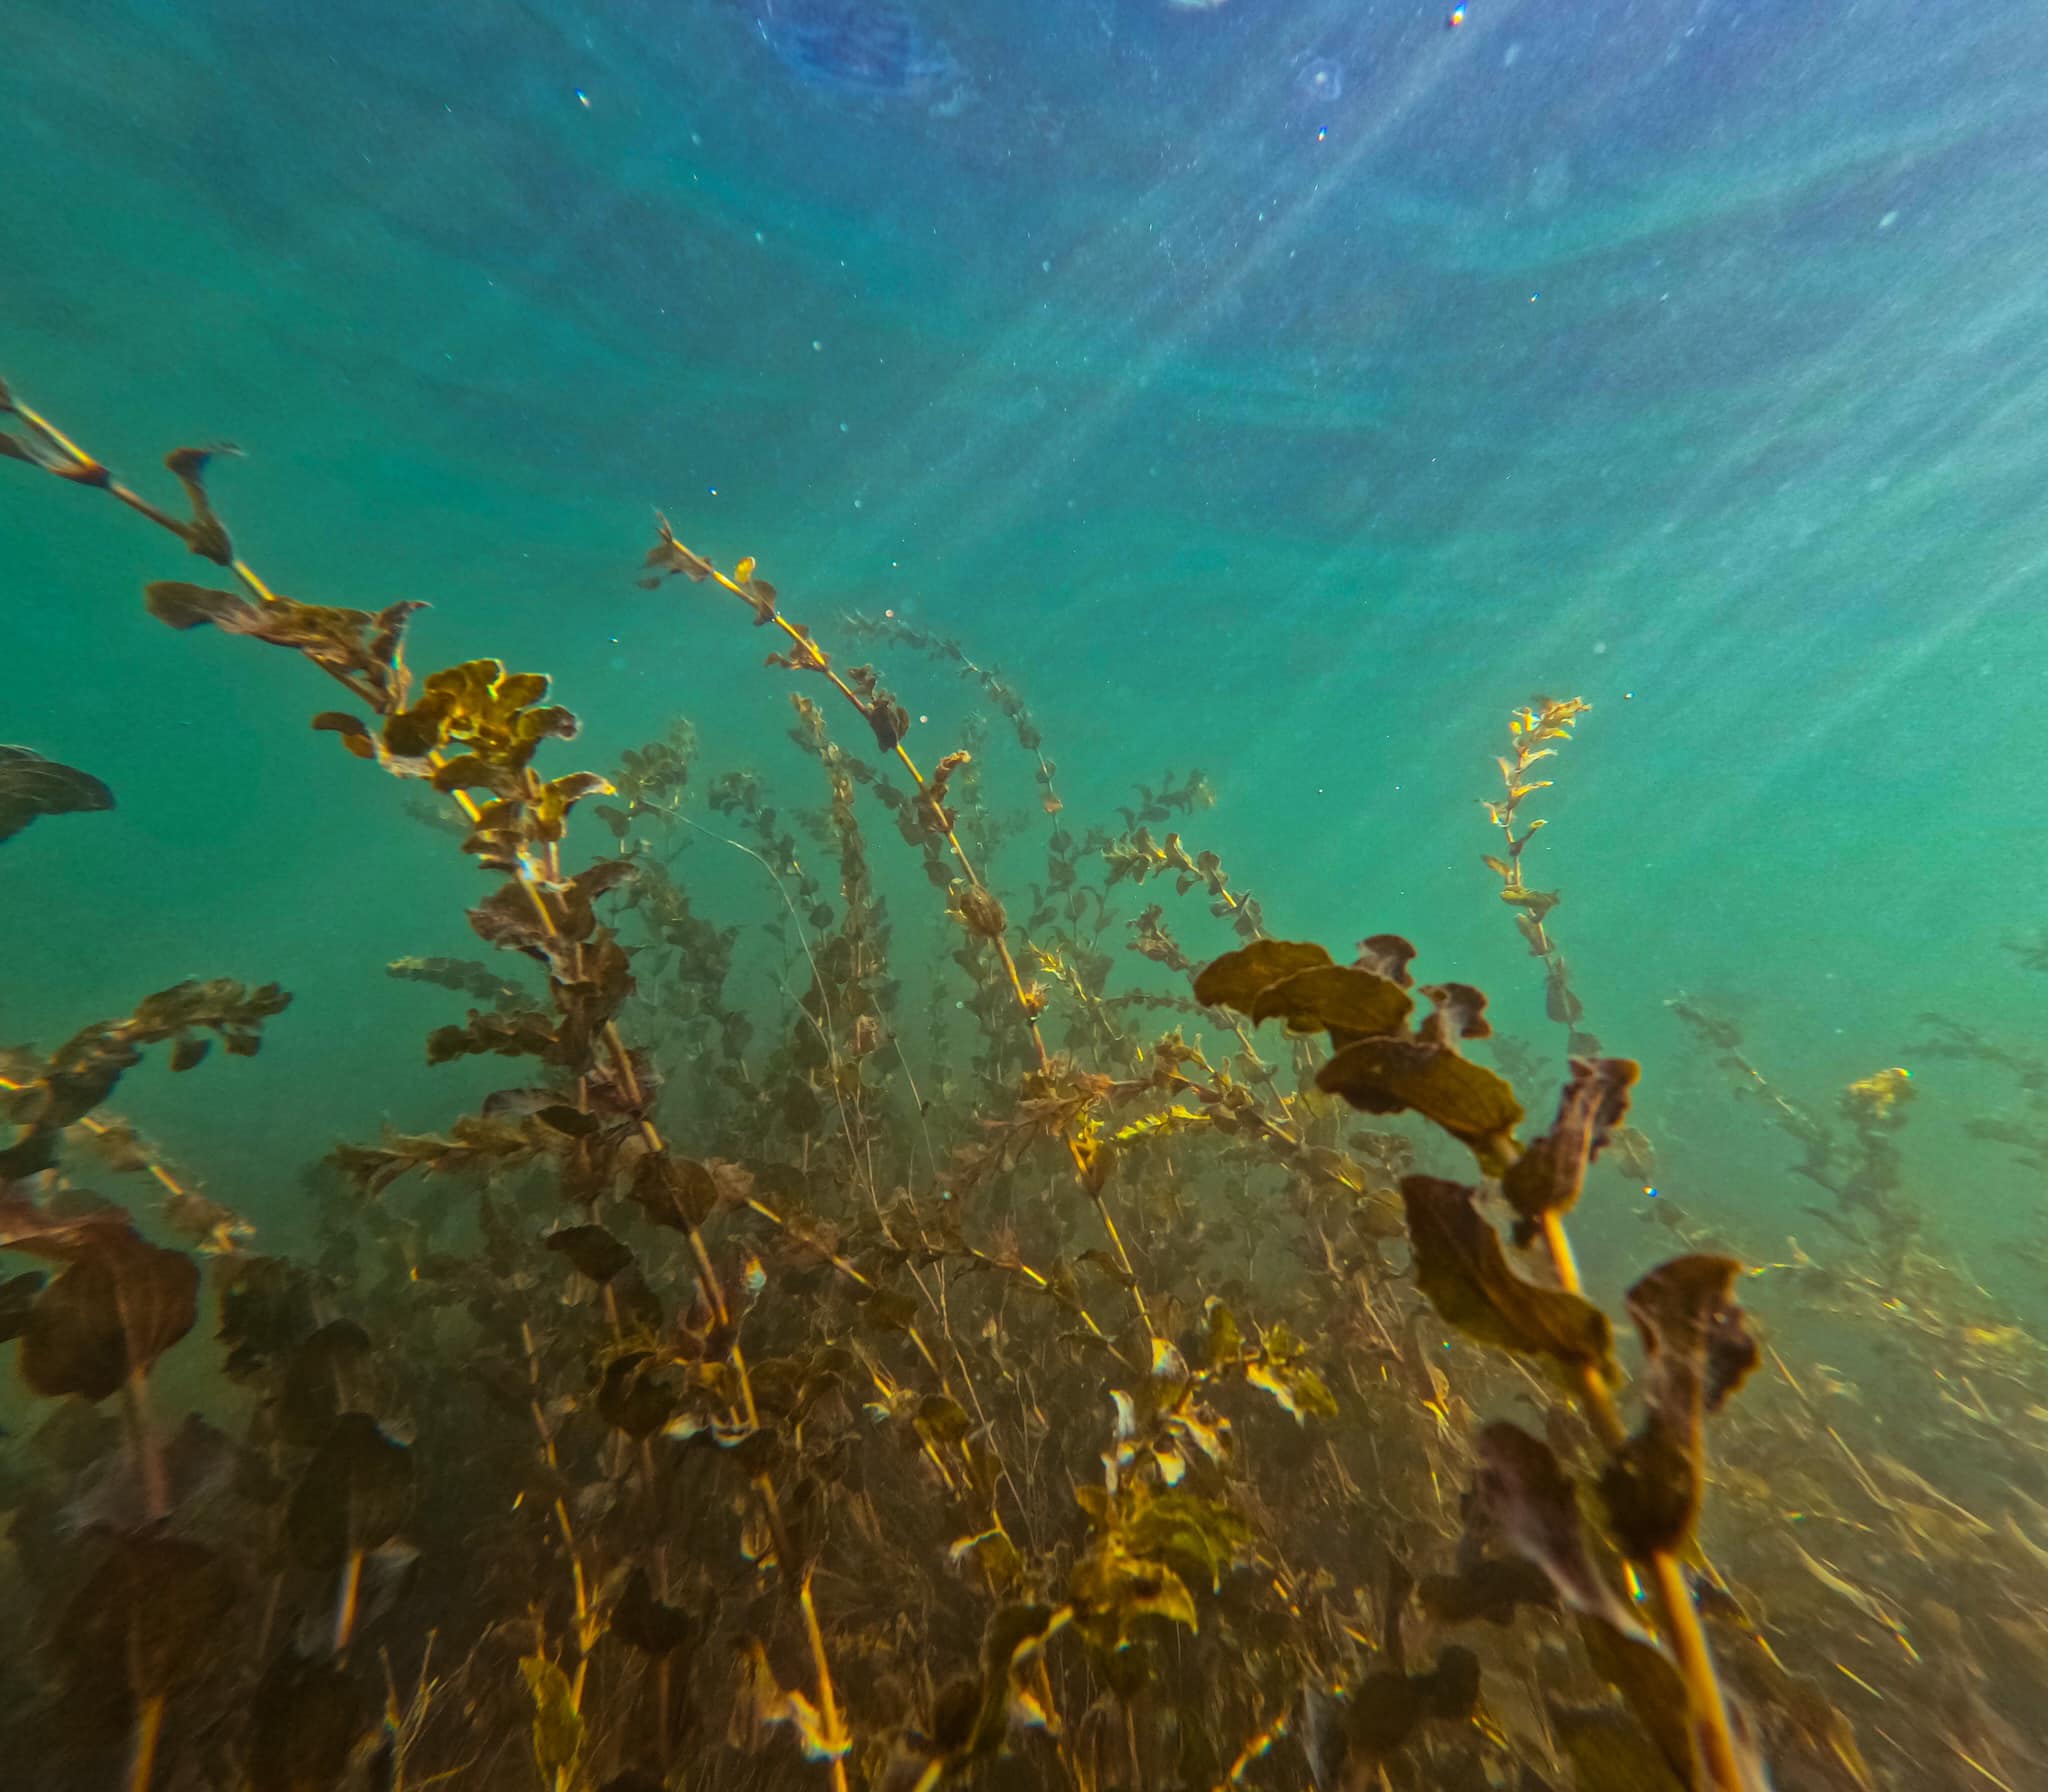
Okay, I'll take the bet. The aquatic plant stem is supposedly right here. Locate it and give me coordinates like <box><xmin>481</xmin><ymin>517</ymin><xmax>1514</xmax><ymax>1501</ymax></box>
<box><xmin>120</xmin><ymin>1369</ymin><xmax>170</xmax><ymax>1525</ymax></box>
<box><xmin>445</xmin><ymin>738</ymin><xmax>852</xmax><ymax>1766</ymax></box>
<box><xmin>1533</xmin><ymin>1200</ymin><xmax>1746</xmax><ymax>1789</ymax></box>
<box><xmin>464</xmin><ymin>743</ymin><xmax>850</xmax><ymax>1771</ymax></box>
<box><xmin>519</xmin><ymin>1321</ymin><xmax>596</xmax><ymax>1717</ymax></box>
<box><xmin>127</xmin><ymin>1692</ymin><xmax>165</xmax><ymax>1792</ymax></box>
<box><xmin>334</xmin><ymin>1547</ymin><xmax>365</xmax><ymax>1654</ymax></box>
<box><xmin>686</xmin><ymin>550</ymin><xmax>1159</xmax><ymax>1338</ymax></box>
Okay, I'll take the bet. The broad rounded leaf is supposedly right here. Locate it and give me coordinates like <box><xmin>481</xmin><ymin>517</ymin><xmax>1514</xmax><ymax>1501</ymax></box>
<box><xmin>1323</xmin><ymin>1042</ymin><xmax>1522</xmax><ymax>1173</ymax></box>
<box><xmin>285</xmin><ymin>1412</ymin><xmax>414</xmax><ymax>1571</ymax></box>
<box><xmin>1191</xmin><ymin>939</ymin><xmax>1334</xmax><ymax>1013</ymax></box>
<box><xmin>21</xmin><ymin>1233</ymin><xmax>199</xmax><ymax>1401</ymax></box>
<box><xmin>545</xmin><ymin>1224</ymin><xmax>633</xmax><ymax>1284</ymax></box>
<box><xmin>1247</xmin><ymin>964</ymin><xmax>1413</xmax><ymax>1038</ymax></box>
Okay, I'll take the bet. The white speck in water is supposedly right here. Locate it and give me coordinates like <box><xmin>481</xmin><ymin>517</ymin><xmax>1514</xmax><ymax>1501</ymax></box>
<box><xmin>812</xmin><ymin>339</ymin><xmax>823</xmax><ymax>351</ymax></box>
<box><xmin>1041</xmin><ymin>258</ymin><xmax>1051</xmax><ymax>272</ymax></box>
<box><xmin>1878</xmin><ymin>210</ymin><xmax>1899</xmax><ymax>230</ymax></box>
<box><xmin>1592</xmin><ymin>640</ymin><xmax>1608</xmax><ymax>656</ymax></box>
<box><xmin>839</xmin><ymin>422</ymin><xmax>849</xmax><ymax>433</ymax></box>
<box><xmin>853</xmin><ymin>498</ymin><xmax>863</xmax><ymax>509</ymax></box>
<box><xmin>1504</xmin><ymin>42</ymin><xmax>1522</xmax><ymax>68</ymax></box>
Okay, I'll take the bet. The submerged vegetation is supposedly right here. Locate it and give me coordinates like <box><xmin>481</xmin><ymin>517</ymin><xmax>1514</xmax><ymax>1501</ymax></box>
<box><xmin>2</xmin><ymin>377</ymin><xmax>2047</xmax><ymax>1792</ymax></box>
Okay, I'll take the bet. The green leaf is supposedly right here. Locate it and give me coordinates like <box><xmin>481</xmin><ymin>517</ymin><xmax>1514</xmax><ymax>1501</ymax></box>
<box><xmin>520</xmin><ymin>1654</ymin><xmax>584</xmax><ymax>1774</ymax></box>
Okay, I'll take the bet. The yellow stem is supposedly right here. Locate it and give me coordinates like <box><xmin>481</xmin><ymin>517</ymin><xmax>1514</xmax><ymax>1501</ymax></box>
<box><xmin>799</xmin><ymin>1569</ymin><xmax>852</xmax><ymax>1792</ymax></box>
<box><xmin>334</xmin><ymin>1548</ymin><xmax>364</xmax><ymax>1654</ymax></box>
<box><xmin>127</xmin><ymin>1693</ymin><xmax>165</xmax><ymax>1792</ymax></box>
<box><xmin>1538</xmin><ymin>1200</ymin><xmax>1745</xmax><ymax>1789</ymax></box>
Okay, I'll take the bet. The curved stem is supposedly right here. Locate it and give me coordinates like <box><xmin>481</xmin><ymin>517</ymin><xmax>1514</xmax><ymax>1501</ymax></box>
<box><xmin>1537</xmin><ymin>1201</ymin><xmax>1745</xmax><ymax>1790</ymax></box>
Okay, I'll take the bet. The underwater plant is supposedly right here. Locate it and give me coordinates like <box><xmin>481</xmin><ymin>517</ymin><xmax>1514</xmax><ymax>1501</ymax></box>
<box><xmin>0</xmin><ymin>745</ymin><xmax>114</xmax><ymax>844</ymax></box>
<box><xmin>1482</xmin><ymin>695</ymin><xmax>1603</xmax><ymax>1057</ymax></box>
<box><xmin>8</xmin><ymin>375</ymin><xmax>2048</xmax><ymax>1792</ymax></box>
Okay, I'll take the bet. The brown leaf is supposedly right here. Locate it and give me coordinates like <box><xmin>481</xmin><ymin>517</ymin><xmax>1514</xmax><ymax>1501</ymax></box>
<box><xmin>1550</xmin><ymin>1702</ymin><xmax>1691</xmax><ymax>1792</ymax></box>
<box><xmin>1399</xmin><ymin>1177</ymin><xmax>1614</xmax><ymax>1377</ymax></box>
<box><xmin>285</xmin><ymin>1412</ymin><xmax>414</xmax><ymax>1571</ymax></box>
<box><xmin>1191</xmin><ymin>938</ymin><xmax>1334</xmax><ymax>1011</ymax></box>
<box><xmin>1467</xmin><ymin>1421</ymin><xmax>1652</xmax><ymax>1645</ymax></box>
<box><xmin>545</xmin><ymin>1224</ymin><xmax>633</xmax><ymax>1284</ymax></box>
<box><xmin>1246</xmin><ymin>963</ymin><xmax>1414</xmax><ymax>1038</ymax></box>
<box><xmin>468</xmin><ymin>879</ymin><xmax>552</xmax><ymax>953</ymax></box>
<box><xmin>597</xmin><ymin>1351</ymin><xmax>677</xmax><ymax>1438</ymax></box>
<box><xmin>1600</xmin><ymin>1255</ymin><xmax>1759</xmax><ymax>1558</ymax></box>
<box><xmin>163</xmin><ymin>445</ymin><xmax>236</xmax><ymax>562</ymax></box>
<box><xmin>1417</xmin><ymin>981</ymin><xmax>1493</xmax><ymax>1043</ymax></box>
<box><xmin>18</xmin><ymin>1226</ymin><xmax>199</xmax><ymax>1402</ymax></box>
<box><xmin>629</xmin><ymin>1152</ymin><xmax>717</xmax><ymax>1232</ymax></box>
<box><xmin>866</xmin><ymin>694</ymin><xmax>911</xmax><ymax>752</ymax></box>
<box><xmin>386</xmin><ymin>955</ymin><xmax>529</xmax><ymax>1006</ymax></box>
<box><xmin>0</xmin><ymin>1267</ymin><xmax>44</xmax><ymax>1343</ymax></box>
<box><xmin>1354</xmin><ymin>934</ymin><xmax>1419</xmax><ymax>987</ymax></box>
<box><xmin>1577</xmin><ymin>1618</ymin><xmax>1710</xmax><ymax>1791</ymax></box>
<box><xmin>425</xmin><ymin>1007</ymin><xmax>562</xmax><ymax>1066</ymax></box>
<box><xmin>1501</xmin><ymin>1058</ymin><xmax>1641</xmax><ymax>1240</ymax></box>
<box><xmin>217</xmin><ymin>1255</ymin><xmax>318</xmax><ymax>1379</ymax></box>
<box><xmin>148</xmin><ymin>583</ymin><xmax>423</xmax><ymax>702</ymax></box>
<box><xmin>639</xmin><ymin>513</ymin><xmax>718</xmax><ymax>585</ymax></box>
<box><xmin>1417</xmin><ymin>1555</ymin><xmax>1558</xmax><ymax>1626</ymax></box>
<box><xmin>1343</xmin><ymin>1646</ymin><xmax>1480</xmax><ymax>1763</ymax></box>
<box><xmin>1323</xmin><ymin>1045</ymin><xmax>1523</xmax><ymax>1174</ymax></box>
<box><xmin>53</xmin><ymin>1535</ymin><xmax>239</xmax><ymax>1703</ymax></box>
<box><xmin>382</xmin><ymin>659</ymin><xmax>578</xmax><ymax>773</ymax></box>
<box><xmin>0</xmin><ymin>745</ymin><xmax>114</xmax><ymax>844</ymax></box>
<box><xmin>277</xmin><ymin>1319</ymin><xmax>376</xmax><ymax>1448</ymax></box>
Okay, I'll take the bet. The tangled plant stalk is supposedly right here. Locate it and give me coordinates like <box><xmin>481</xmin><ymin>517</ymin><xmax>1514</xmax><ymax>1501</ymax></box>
<box><xmin>1</xmin><ymin>382</ymin><xmax>849</xmax><ymax>1791</ymax></box>
<box><xmin>637</xmin><ymin>519</ymin><xmax>1162</xmax><ymax>1347</ymax></box>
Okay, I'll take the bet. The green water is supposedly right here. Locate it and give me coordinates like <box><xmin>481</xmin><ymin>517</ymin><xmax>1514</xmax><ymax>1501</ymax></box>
<box><xmin>7</xmin><ymin>0</ymin><xmax>2041</xmax><ymax>1279</ymax></box>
